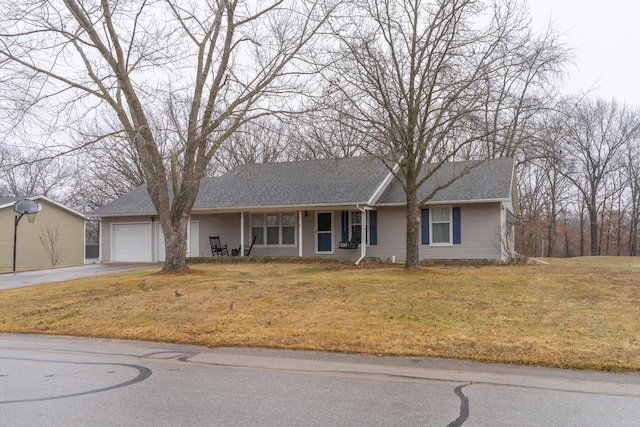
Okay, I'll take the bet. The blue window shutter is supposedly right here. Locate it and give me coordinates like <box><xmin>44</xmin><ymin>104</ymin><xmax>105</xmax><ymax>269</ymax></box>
<box><xmin>421</xmin><ymin>208</ymin><xmax>429</xmax><ymax>245</ymax></box>
<box><xmin>341</xmin><ymin>211</ymin><xmax>349</xmax><ymax>242</ymax></box>
<box><xmin>453</xmin><ymin>207</ymin><xmax>461</xmax><ymax>244</ymax></box>
<box><xmin>369</xmin><ymin>210</ymin><xmax>377</xmax><ymax>245</ymax></box>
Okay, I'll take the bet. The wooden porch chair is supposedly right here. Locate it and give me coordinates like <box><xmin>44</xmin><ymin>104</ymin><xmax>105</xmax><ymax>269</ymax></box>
<box><xmin>244</xmin><ymin>235</ymin><xmax>257</xmax><ymax>256</ymax></box>
<box><xmin>209</xmin><ymin>236</ymin><xmax>229</xmax><ymax>256</ymax></box>
<box><xmin>237</xmin><ymin>235</ymin><xmax>257</xmax><ymax>256</ymax></box>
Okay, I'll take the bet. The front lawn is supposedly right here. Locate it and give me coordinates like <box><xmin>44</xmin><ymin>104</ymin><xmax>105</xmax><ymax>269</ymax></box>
<box><xmin>1</xmin><ymin>257</ymin><xmax>639</xmax><ymax>371</ymax></box>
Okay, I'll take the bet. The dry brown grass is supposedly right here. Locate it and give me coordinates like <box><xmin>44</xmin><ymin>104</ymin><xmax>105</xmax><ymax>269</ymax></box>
<box><xmin>1</xmin><ymin>257</ymin><xmax>639</xmax><ymax>371</ymax></box>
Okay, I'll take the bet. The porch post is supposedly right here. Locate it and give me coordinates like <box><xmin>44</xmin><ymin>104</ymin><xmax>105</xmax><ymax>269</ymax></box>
<box><xmin>98</xmin><ymin>218</ymin><xmax>103</xmax><ymax>263</ymax></box>
<box><xmin>240</xmin><ymin>212</ymin><xmax>245</xmax><ymax>256</ymax></box>
<box><xmin>361</xmin><ymin>209</ymin><xmax>367</xmax><ymax>260</ymax></box>
<box><xmin>298</xmin><ymin>210</ymin><xmax>303</xmax><ymax>257</ymax></box>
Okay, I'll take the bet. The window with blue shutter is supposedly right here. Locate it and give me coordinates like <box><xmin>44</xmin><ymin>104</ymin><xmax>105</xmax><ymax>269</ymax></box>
<box><xmin>369</xmin><ymin>210</ymin><xmax>377</xmax><ymax>245</ymax></box>
<box><xmin>453</xmin><ymin>207</ymin><xmax>461</xmax><ymax>244</ymax></box>
<box><xmin>341</xmin><ymin>211</ymin><xmax>349</xmax><ymax>243</ymax></box>
<box><xmin>421</xmin><ymin>208</ymin><xmax>429</xmax><ymax>244</ymax></box>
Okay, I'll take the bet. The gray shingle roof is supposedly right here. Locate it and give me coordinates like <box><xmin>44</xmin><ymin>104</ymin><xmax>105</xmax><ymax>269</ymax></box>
<box><xmin>195</xmin><ymin>156</ymin><xmax>389</xmax><ymax>209</ymax></box>
<box><xmin>91</xmin><ymin>157</ymin><xmax>390</xmax><ymax>216</ymax></box>
<box><xmin>90</xmin><ymin>156</ymin><xmax>515</xmax><ymax>216</ymax></box>
<box><xmin>90</xmin><ymin>185</ymin><xmax>158</xmax><ymax>216</ymax></box>
<box><xmin>377</xmin><ymin>158</ymin><xmax>515</xmax><ymax>205</ymax></box>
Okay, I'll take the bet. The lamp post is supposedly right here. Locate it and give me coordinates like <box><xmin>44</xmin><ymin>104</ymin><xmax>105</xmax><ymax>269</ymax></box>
<box><xmin>12</xmin><ymin>199</ymin><xmax>39</xmax><ymax>272</ymax></box>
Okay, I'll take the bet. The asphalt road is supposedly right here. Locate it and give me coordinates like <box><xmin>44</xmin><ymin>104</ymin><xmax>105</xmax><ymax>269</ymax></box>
<box><xmin>0</xmin><ymin>263</ymin><xmax>150</xmax><ymax>290</ymax></box>
<box><xmin>1</xmin><ymin>334</ymin><xmax>639</xmax><ymax>426</ymax></box>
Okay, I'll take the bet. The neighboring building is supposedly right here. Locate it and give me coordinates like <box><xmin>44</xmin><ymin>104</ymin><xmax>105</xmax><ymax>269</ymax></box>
<box><xmin>91</xmin><ymin>157</ymin><xmax>519</xmax><ymax>264</ymax></box>
<box><xmin>0</xmin><ymin>196</ymin><xmax>86</xmax><ymax>269</ymax></box>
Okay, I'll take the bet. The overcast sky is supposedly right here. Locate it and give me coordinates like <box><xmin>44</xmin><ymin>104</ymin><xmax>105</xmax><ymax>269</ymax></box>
<box><xmin>528</xmin><ymin>0</ymin><xmax>639</xmax><ymax>106</ymax></box>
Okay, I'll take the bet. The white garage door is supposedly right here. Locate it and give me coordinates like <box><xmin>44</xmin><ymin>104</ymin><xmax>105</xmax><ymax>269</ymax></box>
<box><xmin>112</xmin><ymin>223</ymin><xmax>152</xmax><ymax>262</ymax></box>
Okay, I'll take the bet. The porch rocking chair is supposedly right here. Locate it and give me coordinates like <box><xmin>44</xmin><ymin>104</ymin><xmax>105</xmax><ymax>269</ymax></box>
<box><xmin>209</xmin><ymin>236</ymin><xmax>229</xmax><ymax>256</ymax></box>
<box><xmin>238</xmin><ymin>235</ymin><xmax>257</xmax><ymax>257</ymax></box>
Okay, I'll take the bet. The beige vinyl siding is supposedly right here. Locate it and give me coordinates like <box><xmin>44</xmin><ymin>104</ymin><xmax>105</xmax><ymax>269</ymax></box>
<box><xmin>0</xmin><ymin>201</ymin><xmax>84</xmax><ymax>269</ymax></box>
<box><xmin>420</xmin><ymin>203</ymin><xmax>502</xmax><ymax>260</ymax></box>
<box><xmin>367</xmin><ymin>206</ymin><xmax>406</xmax><ymax>261</ymax></box>
<box><xmin>362</xmin><ymin>203</ymin><xmax>503</xmax><ymax>262</ymax></box>
<box><xmin>300</xmin><ymin>211</ymin><xmax>316</xmax><ymax>257</ymax></box>
<box><xmin>102</xmin><ymin>202</ymin><xmax>503</xmax><ymax>263</ymax></box>
<box><xmin>192</xmin><ymin>214</ymin><xmax>241</xmax><ymax>257</ymax></box>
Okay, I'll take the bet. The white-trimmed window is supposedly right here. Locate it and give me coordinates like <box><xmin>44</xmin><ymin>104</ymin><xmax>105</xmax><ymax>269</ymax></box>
<box><xmin>252</xmin><ymin>212</ymin><xmax>296</xmax><ymax>246</ymax></box>
<box><xmin>342</xmin><ymin>210</ymin><xmax>378</xmax><ymax>245</ymax></box>
<box><xmin>351</xmin><ymin>211</ymin><xmax>363</xmax><ymax>244</ymax></box>
<box><xmin>251</xmin><ymin>214</ymin><xmax>265</xmax><ymax>245</ymax></box>
<box><xmin>281</xmin><ymin>213</ymin><xmax>295</xmax><ymax>244</ymax></box>
<box><xmin>430</xmin><ymin>206</ymin><xmax>452</xmax><ymax>245</ymax></box>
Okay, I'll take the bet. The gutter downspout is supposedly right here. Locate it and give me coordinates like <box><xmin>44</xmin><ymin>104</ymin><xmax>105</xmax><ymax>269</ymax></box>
<box><xmin>98</xmin><ymin>218</ymin><xmax>103</xmax><ymax>264</ymax></box>
<box><xmin>298</xmin><ymin>210</ymin><xmax>303</xmax><ymax>257</ymax></box>
<box><xmin>354</xmin><ymin>158</ymin><xmax>401</xmax><ymax>265</ymax></box>
<box><xmin>355</xmin><ymin>205</ymin><xmax>367</xmax><ymax>265</ymax></box>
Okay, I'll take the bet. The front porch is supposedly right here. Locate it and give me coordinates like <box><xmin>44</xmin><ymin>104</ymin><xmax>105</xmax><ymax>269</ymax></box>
<box><xmin>190</xmin><ymin>208</ymin><xmax>375</xmax><ymax>262</ymax></box>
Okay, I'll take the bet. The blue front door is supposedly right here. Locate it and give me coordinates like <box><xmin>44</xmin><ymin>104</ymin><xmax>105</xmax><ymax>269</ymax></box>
<box><xmin>316</xmin><ymin>212</ymin><xmax>333</xmax><ymax>253</ymax></box>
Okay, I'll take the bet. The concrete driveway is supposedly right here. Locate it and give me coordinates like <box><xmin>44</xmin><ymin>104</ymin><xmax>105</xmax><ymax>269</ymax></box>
<box><xmin>0</xmin><ymin>263</ymin><xmax>151</xmax><ymax>290</ymax></box>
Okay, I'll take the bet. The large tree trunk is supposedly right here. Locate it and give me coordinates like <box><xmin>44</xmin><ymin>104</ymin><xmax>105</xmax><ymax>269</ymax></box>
<box><xmin>162</xmin><ymin>215</ymin><xmax>190</xmax><ymax>273</ymax></box>
<box><xmin>405</xmin><ymin>202</ymin><xmax>420</xmax><ymax>270</ymax></box>
<box><xmin>630</xmin><ymin>220</ymin><xmax>639</xmax><ymax>256</ymax></box>
<box><xmin>579</xmin><ymin>201</ymin><xmax>585</xmax><ymax>256</ymax></box>
<box><xmin>156</xmin><ymin>176</ymin><xmax>200</xmax><ymax>273</ymax></box>
<box><xmin>630</xmin><ymin>197</ymin><xmax>639</xmax><ymax>256</ymax></box>
<box><xmin>404</xmin><ymin>169</ymin><xmax>420</xmax><ymax>270</ymax></box>
<box><xmin>589</xmin><ymin>202</ymin><xmax>599</xmax><ymax>256</ymax></box>
<box><xmin>546</xmin><ymin>209</ymin><xmax>556</xmax><ymax>257</ymax></box>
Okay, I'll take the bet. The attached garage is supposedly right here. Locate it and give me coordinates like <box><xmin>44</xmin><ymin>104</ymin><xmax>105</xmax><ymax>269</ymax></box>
<box><xmin>112</xmin><ymin>223</ymin><xmax>152</xmax><ymax>262</ymax></box>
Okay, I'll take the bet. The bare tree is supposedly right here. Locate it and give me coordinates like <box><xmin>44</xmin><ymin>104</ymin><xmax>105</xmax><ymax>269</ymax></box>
<box><xmin>0</xmin><ymin>146</ymin><xmax>77</xmax><ymax>200</ymax></box>
<box><xmin>38</xmin><ymin>223</ymin><xmax>62</xmax><ymax>267</ymax></box>
<box><xmin>559</xmin><ymin>98</ymin><xmax>640</xmax><ymax>256</ymax></box>
<box><xmin>77</xmin><ymin>136</ymin><xmax>145</xmax><ymax>210</ymax></box>
<box><xmin>210</xmin><ymin>119</ymin><xmax>290</xmax><ymax>174</ymax></box>
<box><xmin>626</xmin><ymin>143</ymin><xmax>640</xmax><ymax>256</ymax></box>
<box><xmin>515</xmin><ymin>159</ymin><xmax>551</xmax><ymax>257</ymax></box>
<box><xmin>289</xmin><ymin>91</ymin><xmax>368</xmax><ymax>160</ymax></box>
<box><xmin>527</xmin><ymin>105</ymin><xmax>573</xmax><ymax>257</ymax></box>
<box><xmin>479</xmin><ymin>23</ymin><xmax>569</xmax><ymax>159</ymax></box>
<box><xmin>0</xmin><ymin>0</ymin><xmax>338</xmax><ymax>272</ymax></box>
<box><xmin>323</xmin><ymin>0</ymin><xmax>566</xmax><ymax>269</ymax></box>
